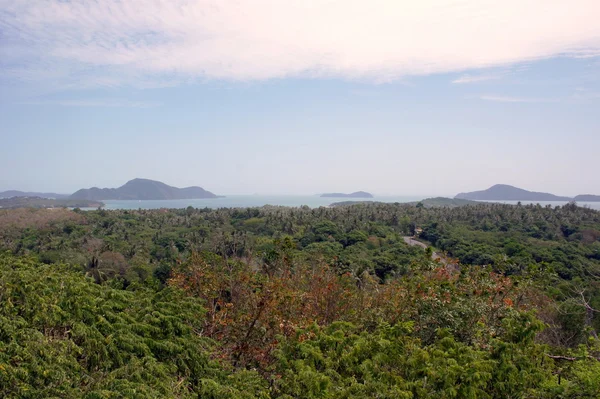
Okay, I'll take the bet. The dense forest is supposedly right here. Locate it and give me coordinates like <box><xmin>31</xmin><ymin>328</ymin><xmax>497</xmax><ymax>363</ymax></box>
<box><xmin>1</xmin><ymin>202</ymin><xmax>600</xmax><ymax>398</ymax></box>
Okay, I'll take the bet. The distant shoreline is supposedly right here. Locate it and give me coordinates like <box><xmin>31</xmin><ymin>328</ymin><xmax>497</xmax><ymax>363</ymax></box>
<box><xmin>72</xmin><ymin>196</ymin><xmax>600</xmax><ymax>211</ymax></box>
<box><xmin>0</xmin><ymin>197</ymin><xmax>104</xmax><ymax>209</ymax></box>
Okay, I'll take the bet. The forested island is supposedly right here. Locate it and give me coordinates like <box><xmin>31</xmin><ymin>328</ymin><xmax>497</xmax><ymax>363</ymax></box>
<box><xmin>71</xmin><ymin>178</ymin><xmax>221</xmax><ymax>200</ymax></box>
<box><xmin>1</xmin><ymin>201</ymin><xmax>600</xmax><ymax>397</ymax></box>
<box><xmin>321</xmin><ymin>191</ymin><xmax>373</xmax><ymax>198</ymax></box>
<box><xmin>456</xmin><ymin>184</ymin><xmax>600</xmax><ymax>201</ymax></box>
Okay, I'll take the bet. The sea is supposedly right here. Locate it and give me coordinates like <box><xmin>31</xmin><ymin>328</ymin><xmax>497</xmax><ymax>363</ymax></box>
<box><xmin>95</xmin><ymin>195</ymin><xmax>424</xmax><ymax>210</ymax></box>
<box><xmin>88</xmin><ymin>196</ymin><xmax>600</xmax><ymax>211</ymax></box>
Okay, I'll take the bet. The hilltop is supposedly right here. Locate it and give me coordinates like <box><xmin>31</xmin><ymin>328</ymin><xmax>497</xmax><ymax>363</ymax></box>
<box><xmin>70</xmin><ymin>178</ymin><xmax>221</xmax><ymax>201</ymax></box>
<box><xmin>321</xmin><ymin>191</ymin><xmax>373</xmax><ymax>198</ymax></box>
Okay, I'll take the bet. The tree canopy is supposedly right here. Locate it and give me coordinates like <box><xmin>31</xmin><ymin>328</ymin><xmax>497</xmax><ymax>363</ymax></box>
<box><xmin>1</xmin><ymin>202</ymin><xmax>600</xmax><ymax>397</ymax></box>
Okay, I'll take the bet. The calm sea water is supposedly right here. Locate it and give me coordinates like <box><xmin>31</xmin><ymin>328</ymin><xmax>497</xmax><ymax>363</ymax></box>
<box><xmin>96</xmin><ymin>195</ymin><xmax>426</xmax><ymax>210</ymax></box>
<box><xmin>85</xmin><ymin>196</ymin><xmax>600</xmax><ymax>211</ymax></box>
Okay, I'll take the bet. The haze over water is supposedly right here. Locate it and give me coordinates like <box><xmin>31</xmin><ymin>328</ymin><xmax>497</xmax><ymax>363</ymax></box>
<box><xmin>95</xmin><ymin>196</ymin><xmax>600</xmax><ymax>211</ymax></box>
<box><xmin>97</xmin><ymin>195</ymin><xmax>425</xmax><ymax>210</ymax></box>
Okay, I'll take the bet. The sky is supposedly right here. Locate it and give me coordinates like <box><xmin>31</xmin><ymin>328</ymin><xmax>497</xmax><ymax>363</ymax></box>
<box><xmin>0</xmin><ymin>0</ymin><xmax>599</xmax><ymax>196</ymax></box>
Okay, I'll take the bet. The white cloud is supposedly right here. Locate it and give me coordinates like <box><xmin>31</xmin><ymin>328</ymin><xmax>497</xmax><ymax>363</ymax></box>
<box><xmin>1</xmin><ymin>0</ymin><xmax>600</xmax><ymax>87</ymax></box>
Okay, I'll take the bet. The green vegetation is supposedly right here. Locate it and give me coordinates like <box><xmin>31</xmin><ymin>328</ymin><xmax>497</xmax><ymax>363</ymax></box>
<box><xmin>0</xmin><ymin>255</ymin><xmax>266</xmax><ymax>398</ymax></box>
<box><xmin>1</xmin><ymin>202</ymin><xmax>600</xmax><ymax>397</ymax></box>
<box><xmin>411</xmin><ymin>197</ymin><xmax>482</xmax><ymax>207</ymax></box>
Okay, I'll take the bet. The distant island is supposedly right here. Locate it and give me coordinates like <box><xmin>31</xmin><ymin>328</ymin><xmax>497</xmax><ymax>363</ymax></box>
<box><xmin>321</xmin><ymin>191</ymin><xmax>373</xmax><ymax>198</ymax></box>
<box><xmin>0</xmin><ymin>190</ymin><xmax>69</xmax><ymax>199</ymax></box>
<box><xmin>70</xmin><ymin>178</ymin><xmax>222</xmax><ymax>201</ymax></box>
<box><xmin>455</xmin><ymin>184</ymin><xmax>598</xmax><ymax>201</ymax></box>
<box><xmin>0</xmin><ymin>196</ymin><xmax>103</xmax><ymax>209</ymax></box>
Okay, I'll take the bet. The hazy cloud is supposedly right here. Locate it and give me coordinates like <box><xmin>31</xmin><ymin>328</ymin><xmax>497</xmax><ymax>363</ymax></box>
<box><xmin>479</xmin><ymin>95</ymin><xmax>557</xmax><ymax>103</ymax></box>
<box><xmin>19</xmin><ymin>99</ymin><xmax>161</xmax><ymax>108</ymax></box>
<box><xmin>1</xmin><ymin>0</ymin><xmax>600</xmax><ymax>87</ymax></box>
<box><xmin>452</xmin><ymin>74</ymin><xmax>502</xmax><ymax>84</ymax></box>
<box><xmin>571</xmin><ymin>88</ymin><xmax>600</xmax><ymax>101</ymax></box>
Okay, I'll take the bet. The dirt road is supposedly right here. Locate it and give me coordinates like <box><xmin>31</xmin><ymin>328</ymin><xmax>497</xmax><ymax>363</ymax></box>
<box><xmin>403</xmin><ymin>236</ymin><xmax>448</xmax><ymax>265</ymax></box>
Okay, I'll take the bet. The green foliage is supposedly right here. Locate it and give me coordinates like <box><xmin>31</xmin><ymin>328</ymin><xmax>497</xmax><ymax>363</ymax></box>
<box><xmin>0</xmin><ymin>254</ymin><xmax>266</xmax><ymax>398</ymax></box>
<box><xmin>273</xmin><ymin>317</ymin><xmax>552</xmax><ymax>398</ymax></box>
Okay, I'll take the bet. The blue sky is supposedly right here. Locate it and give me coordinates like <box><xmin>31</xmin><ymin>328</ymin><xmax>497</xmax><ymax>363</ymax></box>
<box><xmin>1</xmin><ymin>1</ymin><xmax>599</xmax><ymax>196</ymax></box>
